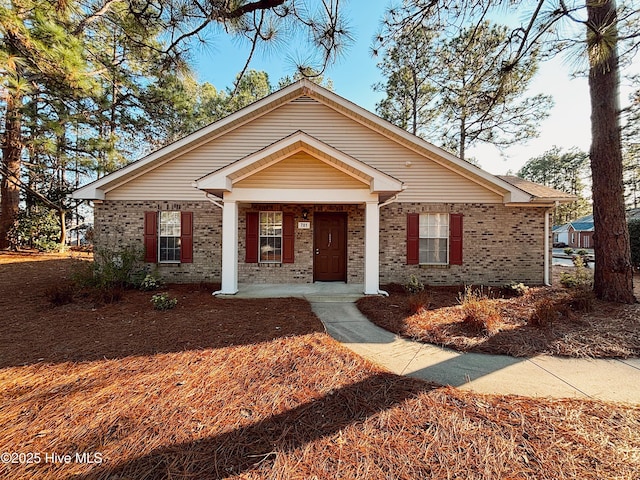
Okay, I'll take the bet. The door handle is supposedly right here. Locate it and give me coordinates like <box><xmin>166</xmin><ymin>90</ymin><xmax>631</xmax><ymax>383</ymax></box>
<box><xmin>328</xmin><ymin>233</ymin><xmax>332</xmax><ymax>247</ymax></box>
<box><xmin>315</xmin><ymin>249</ymin><xmax>319</xmax><ymax>255</ymax></box>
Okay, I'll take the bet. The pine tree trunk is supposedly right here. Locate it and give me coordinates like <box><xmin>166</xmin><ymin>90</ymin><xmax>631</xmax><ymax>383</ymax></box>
<box><xmin>0</xmin><ymin>94</ymin><xmax>22</xmax><ymax>250</ymax></box>
<box><xmin>587</xmin><ymin>0</ymin><xmax>635</xmax><ymax>303</ymax></box>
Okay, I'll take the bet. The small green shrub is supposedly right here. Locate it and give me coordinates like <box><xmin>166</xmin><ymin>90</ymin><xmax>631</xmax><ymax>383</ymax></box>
<box><xmin>560</xmin><ymin>256</ymin><xmax>592</xmax><ymax>289</ymax></box>
<box><xmin>563</xmin><ymin>247</ymin><xmax>574</xmax><ymax>255</ymax></box>
<box><xmin>576</xmin><ymin>249</ymin><xmax>588</xmax><ymax>256</ymax></box>
<box><xmin>140</xmin><ymin>274</ymin><xmax>162</xmax><ymax>291</ymax></box>
<box><xmin>458</xmin><ymin>286</ymin><xmax>501</xmax><ymax>335</ymax></box>
<box><xmin>73</xmin><ymin>244</ymin><xmax>146</xmax><ymax>290</ymax></box>
<box><xmin>151</xmin><ymin>292</ymin><xmax>177</xmax><ymax>311</ymax></box>
<box><xmin>504</xmin><ymin>281</ymin><xmax>529</xmax><ymax>297</ymax></box>
<box><xmin>404</xmin><ymin>274</ymin><xmax>425</xmax><ymax>294</ymax></box>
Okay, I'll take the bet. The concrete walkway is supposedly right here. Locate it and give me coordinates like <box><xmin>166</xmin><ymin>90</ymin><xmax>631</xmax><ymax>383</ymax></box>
<box><xmin>311</xmin><ymin>302</ymin><xmax>640</xmax><ymax>404</ymax></box>
<box><xmin>224</xmin><ymin>284</ymin><xmax>639</xmax><ymax>404</ymax></box>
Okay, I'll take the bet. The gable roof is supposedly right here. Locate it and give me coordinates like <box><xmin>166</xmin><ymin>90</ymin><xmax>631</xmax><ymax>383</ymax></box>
<box><xmin>193</xmin><ymin>130</ymin><xmax>404</xmax><ymax>201</ymax></box>
<box><xmin>72</xmin><ymin>79</ymin><xmax>564</xmax><ymax>205</ymax></box>
<box><xmin>570</xmin><ymin>214</ymin><xmax>594</xmax><ymax>231</ymax></box>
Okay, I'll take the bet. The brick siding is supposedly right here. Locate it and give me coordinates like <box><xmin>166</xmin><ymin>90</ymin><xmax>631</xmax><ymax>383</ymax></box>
<box><xmin>380</xmin><ymin>203</ymin><xmax>549</xmax><ymax>286</ymax></box>
<box><xmin>94</xmin><ymin>201</ymin><xmax>222</xmax><ymax>283</ymax></box>
<box><xmin>95</xmin><ymin>200</ymin><xmax>549</xmax><ymax>286</ymax></box>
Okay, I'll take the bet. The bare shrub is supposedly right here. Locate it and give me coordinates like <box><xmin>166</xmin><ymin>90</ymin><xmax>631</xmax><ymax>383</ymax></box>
<box><xmin>529</xmin><ymin>297</ymin><xmax>572</xmax><ymax>328</ymax></box>
<box><xmin>458</xmin><ymin>286</ymin><xmax>501</xmax><ymax>335</ymax></box>
<box><xmin>45</xmin><ymin>283</ymin><xmax>75</xmax><ymax>306</ymax></box>
<box><xmin>408</xmin><ymin>290</ymin><xmax>432</xmax><ymax>315</ymax></box>
<box><xmin>568</xmin><ymin>288</ymin><xmax>595</xmax><ymax>313</ymax></box>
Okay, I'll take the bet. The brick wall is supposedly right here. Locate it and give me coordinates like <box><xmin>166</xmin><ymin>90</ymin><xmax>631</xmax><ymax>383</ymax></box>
<box><xmin>95</xmin><ymin>200</ymin><xmax>548</xmax><ymax>286</ymax></box>
<box><xmin>379</xmin><ymin>203</ymin><xmax>549</xmax><ymax>286</ymax></box>
<box><xmin>237</xmin><ymin>204</ymin><xmax>364</xmax><ymax>284</ymax></box>
<box><xmin>94</xmin><ymin>201</ymin><xmax>222</xmax><ymax>283</ymax></box>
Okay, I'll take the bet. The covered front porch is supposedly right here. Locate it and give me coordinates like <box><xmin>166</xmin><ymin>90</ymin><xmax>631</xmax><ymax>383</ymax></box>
<box><xmin>192</xmin><ymin>131</ymin><xmax>404</xmax><ymax>296</ymax></box>
<box><xmin>216</xmin><ymin>282</ymin><xmax>365</xmax><ymax>302</ymax></box>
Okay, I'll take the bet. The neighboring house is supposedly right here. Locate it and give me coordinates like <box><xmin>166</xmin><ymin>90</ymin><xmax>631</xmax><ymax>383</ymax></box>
<box><xmin>72</xmin><ymin>80</ymin><xmax>574</xmax><ymax>295</ymax></box>
<box><xmin>552</xmin><ymin>224</ymin><xmax>570</xmax><ymax>246</ymax></box>
<box><xmin>554</xmin><ymin>214</ymin><xmax>594</xmax><ymax>249</ymax></box>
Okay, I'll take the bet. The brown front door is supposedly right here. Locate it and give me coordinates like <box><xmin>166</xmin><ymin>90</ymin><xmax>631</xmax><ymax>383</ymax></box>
<box><xmin>314</xmin><ymin>213</ymin><xmax>347</xmax><ymax>282</ymax></box>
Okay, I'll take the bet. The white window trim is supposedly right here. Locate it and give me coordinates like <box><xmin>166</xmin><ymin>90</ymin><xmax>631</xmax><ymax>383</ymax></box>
<box><xmin>419</xmin><ymin>213</ymin><xmax>450</xmax><ymax>266</ymax></box>
<box><xmin>158</xmin><ymin>211</ymin><xmax>181</xmax><ymax>264</ymax></box>
<box><xmin>259</xmin><ymin>211</ymin><xmax>283</xmax><ymax>264</ymax></box>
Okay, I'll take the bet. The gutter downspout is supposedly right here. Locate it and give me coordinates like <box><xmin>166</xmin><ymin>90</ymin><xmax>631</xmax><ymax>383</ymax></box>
<box><xmin>375</xmin><ymin>190</ymin><xmax>404</xmax><ymax>296</ymax></box>
<box><xmin>543</xmin><ymin>203</ymin><xmax>557</xmax><ymax>286</ymax></box>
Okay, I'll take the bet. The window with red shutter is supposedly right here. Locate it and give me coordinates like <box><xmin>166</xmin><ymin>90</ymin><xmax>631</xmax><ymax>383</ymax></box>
<box><xmin>144</xmin><ymin>211</ymin><xmax>158</xmax><ymax>263</ymax></box>
<box><xmin>407</xmin><ymin>212</ymin><xmax>463</xmax><ymax>265</ymax></box>
<box><xmin>282</xmin><ymin>213</ymin><xmax>295</xmax><ymax>263</ymax></box>
<box><xmin>449</xmin><ymin>213</ymin><xmax>463</xmax><ymax>265</ymax></box>
<box><xmin>180</xmin><ymin>211</ymin><xmax>193</xmax><ymax>263</ymax></box>
<box><xmin>406</xmin><ymin>213</ymin><xmax>419</xmax><ymax>265</ymax></box>
<box><xmin>246</xmin><ymin>212</ymin><xmax>259</xmax><ymax>263</ymax></box>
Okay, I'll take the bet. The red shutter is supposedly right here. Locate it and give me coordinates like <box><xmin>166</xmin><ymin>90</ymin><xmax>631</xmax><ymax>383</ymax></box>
<box><xmin>449</xmin><ymin>213</ymin><xmax>463</xmax><ymax>265</ymax></box>
<box><xmin>144</xmin><ymin>211</ymin><xmax>158</xmax><ymax>263</ymax></box>
<box><xmin>283</xmin><ymin>213</ymin><xmax>295</xmax><ymax>263</ymax></box>
<box><xmin>246</xmin><ymin>212</ymin><xmax>259</xmax><ymax>263</ymax></box>
<box><xmin>407</xmin><ymin>213</ymin><xmax>419</xmax><ymax>265</ymax></box>
<box><xmin>180</xmin><ymin>211</ymin><xmax>193</xmax><ymax>263</ymax></box>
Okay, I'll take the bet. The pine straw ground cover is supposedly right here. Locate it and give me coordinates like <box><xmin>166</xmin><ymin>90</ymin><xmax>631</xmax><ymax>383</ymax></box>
<box><xmin>357</xmin><ymin>268</ymin><xmax>640</xmax><ymax>358</ymax></box>
<box><xmin>0</xmin><ymin>253</ymin><xmax>639</xmax><ymax>479</ymax></box>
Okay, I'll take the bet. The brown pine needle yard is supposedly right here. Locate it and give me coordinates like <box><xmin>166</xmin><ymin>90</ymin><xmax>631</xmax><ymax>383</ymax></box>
<box><xmin>1</xmin><ymin>253</ymin><xmax>639</xmax><ymax>479</ymax></box>
<box><xmin>357</xmin><ymin>275</ymin><xmax>640</xmax><ymax>358</ymax></box>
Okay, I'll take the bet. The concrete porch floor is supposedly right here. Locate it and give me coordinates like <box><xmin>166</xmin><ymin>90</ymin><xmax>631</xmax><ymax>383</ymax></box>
<box><xmin>217</xmin><ymin>282</ymin><xmax>366</xmax><ymax>302</ymax></box>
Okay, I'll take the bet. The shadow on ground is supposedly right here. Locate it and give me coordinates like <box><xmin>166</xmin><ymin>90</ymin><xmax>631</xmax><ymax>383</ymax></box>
<box><xmin>0</xmin><ymin>257</ymin><xmax>325</xmax><ymax>367</ymax></box>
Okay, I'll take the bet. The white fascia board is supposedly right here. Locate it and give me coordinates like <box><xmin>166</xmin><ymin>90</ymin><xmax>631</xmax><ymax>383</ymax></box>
<box><xmin>71</xmin><ymin>184</ymin><xmax>105</xmax><ymax>200</ymax></box>
<box><xmin>225</xmin><ymin>187</ymin><xmax>378</xmax><ymax>204</ymax></box>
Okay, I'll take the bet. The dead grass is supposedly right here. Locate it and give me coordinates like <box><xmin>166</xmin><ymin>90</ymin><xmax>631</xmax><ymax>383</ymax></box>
<box><xmin>358</xmin><ymin>267</ymin><xmax>640</xmax><ymax>358</ymax></box>
<box><xmin>1</xmin><ymin>252</ymin><xmax>639</xmax><ymax>479</ymax></box>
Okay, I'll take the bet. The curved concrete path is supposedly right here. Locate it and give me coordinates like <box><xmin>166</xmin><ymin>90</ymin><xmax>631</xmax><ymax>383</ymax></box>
<box><xmin>226</xmin><ymin>284</ymin><xmax>639</xmax><ymax>404</ymax></box>
<box><xmin>310</xmin><ymin>301</ymin><xmax>640</xmax><ymax>404</ymax></box>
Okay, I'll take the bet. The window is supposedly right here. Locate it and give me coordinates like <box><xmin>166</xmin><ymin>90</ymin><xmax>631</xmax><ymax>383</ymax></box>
<box><xmin>419</xmin><ymin>213</ymin><xmax>449</xmax><ymax>264</ymax></box>
<box><xmin>159</xmin><ymin>211</ymin><xmax>181</xmax><ymax>262</ymax></box>
<box><xmin>259</xmin><ymin>211</ymin><xmax>282</xmax><ymax>263</ymax></box>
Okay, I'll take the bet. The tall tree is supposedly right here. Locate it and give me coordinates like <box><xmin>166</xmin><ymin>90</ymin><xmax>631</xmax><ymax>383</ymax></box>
<box><xmin>376</xmin><ymin>0</ymin><xmax>640</xmax><ymax>303</ymax></box>
<box><xmin>622</xmin><ymin>80</ymin><xmax>640</xmax><ymax>208</ymax></box>
<box><xmin>0</xmin><ymin>0</ymin><xmax>96</xmax><ymax>248</ymax></box>
<box><xmin>375</xmin><ymin>22</ymin><xmax>552</xmax><ymax>160</ymax></box>
<box><xmin>1</xmin><ymin>0</ymin><xmax>351</xmax><ymax>249</ymax></box>
<box><xmin>517</xmin><ymin>147</ymin><xmax>591</xmax><ymax>225</ymax></box>
<box><xmin>373</xmin><ymin>28</ymin><xmax>438</xmax><ymax>137</ymax></box>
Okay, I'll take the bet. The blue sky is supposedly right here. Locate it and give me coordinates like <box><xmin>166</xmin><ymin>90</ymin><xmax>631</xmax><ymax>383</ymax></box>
<box><xmin>189</xmin><ymin>1</ymin><xmax>634</xmax><ymax>176</ymax></box>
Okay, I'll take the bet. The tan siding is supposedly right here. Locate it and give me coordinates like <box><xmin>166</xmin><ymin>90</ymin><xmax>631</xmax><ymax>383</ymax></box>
<box><xmin>106</xmin><ymin>101</ymin><xmax>503</xmax><ymax>202</ymax></box>
<box><xmin>234</xmin><ymin>152</ymin><xmax>367</xmax><ymax>189</ymax></box>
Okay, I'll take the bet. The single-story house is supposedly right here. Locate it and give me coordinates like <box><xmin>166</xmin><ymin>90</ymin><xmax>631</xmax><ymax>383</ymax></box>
<box><xmin>554</xmin><ymin>214</ymin><xmax>594</xmax><ymax>249</ymax></box>
<box><xmin>552</xmin><ymin>223</ymin><xmax>570</xmax><ymax>246</ymax></box>
<box><xmin>72</xmin><ymin>80</ymin><xmax>574</xmax><ymax>295</ymax></box>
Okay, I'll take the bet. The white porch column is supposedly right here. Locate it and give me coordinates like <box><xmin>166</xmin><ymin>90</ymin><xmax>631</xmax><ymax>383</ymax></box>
<box><xmin>364</xmin><ymin>200</ymin><xmax>380</xmax><ymax>295</ymax></box>
<box><xmin>218</xmin><ymin>200</ymin><xmax>239</xmax><ymax>294</ymax></box>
